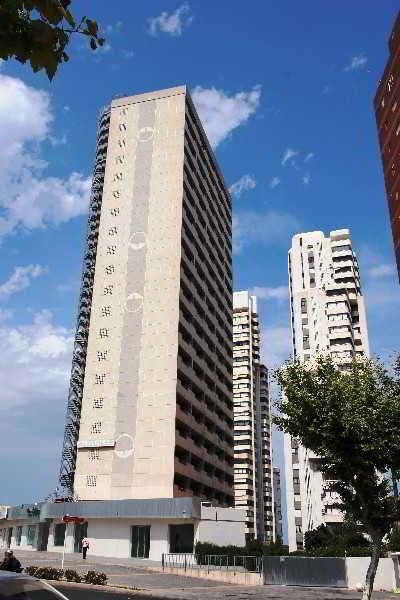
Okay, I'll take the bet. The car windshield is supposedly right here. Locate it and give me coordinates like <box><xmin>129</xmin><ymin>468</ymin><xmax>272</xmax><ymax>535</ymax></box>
<box><xmin>0</xmin><ymin>577</ymin><xmax>68</xmax><ymax>599</ymax></box>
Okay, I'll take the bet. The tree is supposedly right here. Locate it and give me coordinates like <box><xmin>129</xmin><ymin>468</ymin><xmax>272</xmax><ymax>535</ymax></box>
<box><xmin>304</xmin><ymin>522</ymin><xmax>370</xmax><ymax>556</ymax></box>
<box><xmin>274</xmin><ymin>355</ymin><xmax>400</xmax><ymax>600</ymax></box>
<box><xmin>0</xmin><ymin>0</ymin><xmax>104</xmax><ymax>80</ymax></box>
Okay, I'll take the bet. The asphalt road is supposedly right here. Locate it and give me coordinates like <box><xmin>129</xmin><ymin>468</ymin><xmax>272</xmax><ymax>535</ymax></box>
<box><xmin>55</xmin><ymin>585</ymin><xmax>140</xmax><ymax>599</ymax></box>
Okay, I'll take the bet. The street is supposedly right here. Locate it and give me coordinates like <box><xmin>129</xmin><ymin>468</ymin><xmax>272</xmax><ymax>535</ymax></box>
<box><xmin>53</xmin><ymin>582</ymin><xmax>396</xmax><ymax>600</ymax></box>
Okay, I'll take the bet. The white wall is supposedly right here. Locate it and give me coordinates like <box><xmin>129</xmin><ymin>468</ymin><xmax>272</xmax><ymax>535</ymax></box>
<box><xmin>346</xmin><ymin>557</ymin><xmax>397</xmax><ymax>591</ymax></box>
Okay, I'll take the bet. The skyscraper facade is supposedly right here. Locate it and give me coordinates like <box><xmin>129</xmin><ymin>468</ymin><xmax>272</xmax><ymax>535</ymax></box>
<box><xmin>375</xmin><ymin>12</ymin><xmax>400</xmax><ymax>279</ymax></box>
<box><xmin>233</xmin><ymin>291</ymin><xmax>274</xmax><ymax>541</ymax></box>
<box><xmin>273</xmin><ymin>467</ymin><xmax>283</xmax><ymax>541</ymax></box>
<box><xmin>59</xmin><ymin>86</ymin><xmax>234</xmax><ymax>506</ymax></box>
<box><xmin>284</xmin><ymin>229</ymin><xmax>370</xmax><ymax>550</ymax></box>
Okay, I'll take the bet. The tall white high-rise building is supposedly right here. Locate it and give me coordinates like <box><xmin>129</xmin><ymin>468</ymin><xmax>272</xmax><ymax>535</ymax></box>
<box><xmin>233</xmin><ymin>291</ymin><xmax>274</xmax><ymax>541</ymax></box>
<box><xmin>59</xmin><ymin>86</ymin><xmax>234</xmax><ymax>506</ymax></box>
<box><xmin>284</xmin><ymin>229</ymin><xmax>370</xmax><ymax>551</ymax></box>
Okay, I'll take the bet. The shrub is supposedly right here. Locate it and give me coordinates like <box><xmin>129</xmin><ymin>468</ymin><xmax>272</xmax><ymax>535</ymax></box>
<box><xmin>84</xmin><ymin>570</ymin><xmax>107</xmax><ymax>585</ymax></box>
<box><xmin>35</xmin><ymin>567</ymin><xmax>64</xmax><ymax>581</ymax></box>
<box><xmin>387</xmin><ymin>527</ymin><xmax>400</xmax><ymax>552</ymax></box>
<box><xmin>64</xmin><ymin>569</ymin><xmax>82</xmax><ymax>583</ymax></box>
<box><xmin>25</xmin><ymin>566</ymin><xmax>38</xmax><ymax>577</ymax></box>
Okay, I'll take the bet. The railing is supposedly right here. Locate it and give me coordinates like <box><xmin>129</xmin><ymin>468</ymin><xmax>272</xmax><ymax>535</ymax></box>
<box><xmin>162</xmin><ymin>553</ymin><xmax>263</xmax><ymax>573</ymax></box>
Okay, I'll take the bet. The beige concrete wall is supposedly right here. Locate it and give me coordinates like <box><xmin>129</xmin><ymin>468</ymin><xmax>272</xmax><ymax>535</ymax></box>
<box><xmin>75</xmin><ymin>87</ymin><xmax>186</xmax><ymax>500</ymax></box>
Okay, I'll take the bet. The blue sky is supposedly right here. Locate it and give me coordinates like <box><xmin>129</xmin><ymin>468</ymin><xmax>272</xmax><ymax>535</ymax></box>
<box><xmin>0</xmin><ymin>1</ymin><xmax>399</xmax><ymax>511</ymax></box>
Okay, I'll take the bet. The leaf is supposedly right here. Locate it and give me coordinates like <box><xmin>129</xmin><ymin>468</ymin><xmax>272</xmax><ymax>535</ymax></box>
<box><xmin>85</xmin><ymin>18</ymin><xmax>98</xmax><ymax>36</ymax></box>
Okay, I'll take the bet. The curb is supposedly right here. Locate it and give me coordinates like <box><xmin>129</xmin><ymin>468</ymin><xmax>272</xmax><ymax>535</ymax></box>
<box><xmin>50</xmin><ymin>580</ymin><xmax>182</xmax><ymax>598</ymax></box>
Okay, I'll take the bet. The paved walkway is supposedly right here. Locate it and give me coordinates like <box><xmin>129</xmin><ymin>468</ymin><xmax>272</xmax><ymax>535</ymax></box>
<box><xmin>13</xmin><ymin>550</ymin><xmax>396</xmax><ymax>599</ymax></box>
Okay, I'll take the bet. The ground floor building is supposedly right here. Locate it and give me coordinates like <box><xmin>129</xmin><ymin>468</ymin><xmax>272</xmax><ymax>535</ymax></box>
<box><xmin>0</xmin><ymin>498</ymin><xmax>245</xmax><ymax>561</ymax></box>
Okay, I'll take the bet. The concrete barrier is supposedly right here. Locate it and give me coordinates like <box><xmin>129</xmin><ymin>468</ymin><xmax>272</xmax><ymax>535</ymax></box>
<box><xmin>159</xmin><ymin>566</ymin><xmax>263</xmax><ymax>585</ymax></box>
<box><xmin>345</xmin><ymin>557</ymin><xmax>399</xmax><ymax>591</ymax></box>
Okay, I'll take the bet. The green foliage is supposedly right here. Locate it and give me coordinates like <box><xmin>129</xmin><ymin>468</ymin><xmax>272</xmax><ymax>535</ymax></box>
<box><xmin>304</xmin><ymin>523</ymin><xmax>369</xmax><ymax>553</ymax></box>
<box><xmin>34</xmin><ymin>567</ymin><xmax>64</xmax><ymax>580</ymax></box>
<box><xmin>387</xmin><ymin>527</ymin><xmax>400</xmax><ymax>551</ymax></box>
<box><xmin>24</xmin><ymin>566</ymin><xmax>38</xmax><ymax>576</ymax></box>
<box><xmin>195</xmin><ymin>539</ymin><xmax>289</xmax><ymax>560</ymax></box>
<box><xmin>64</xmin><ymin>569</ymin><xmax>81</xmax><ymax>582</ymax></box>
<box><xmin>274</xmin><ymin>355</ymin><xmax>400</xmax><ymax>599</ymax></box>
<box><xmin>84</xmin><ymin>570</ymin><xmax>107</xmax><ymax>585</ymax></box>
<box><xmin>0</xmin><ymin>0</ymin><xmax>104</xmax><ymax>79</ymax></box>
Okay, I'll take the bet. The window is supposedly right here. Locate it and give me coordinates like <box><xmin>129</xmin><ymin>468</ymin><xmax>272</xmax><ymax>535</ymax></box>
<box><xmin>110</xmin><ymin>208</ymin><xmax>120</xmax><ymax>216</ymax></box>
<box><xmin>16</xmin><ymin>526</ymin><xmax>22</xmax><ymax>546</ymax></box>
<box><xmin>108</xmin><ymin>226</ymin><xmax>118</xmax><ymax>236</ymax></box>
<box><xmin>93</xmin><ymin>397</ymin><xmax>104</xmax><ymax>409</ymax></box>
<box><xmin>27</xmin><ymin>526</ymin><xmax>36</xmax><ymax>545</ymax></box>
<box><xmin>112</xmin><ymin>190</ymin><xmax>120</xmax><ymax>199</ymax></box>
<box><xmin>119</xmin><ymin>123</ymin><xmax>126</xmax><ymax>131</ymax></box>
<box><xmin>95</xmin><ymin>374</ymin><xmax>105</xmax><ymax>385</ymax></box>
<box><xmin>99</xmin><ymin>328</ymin><xmax>109</xmax><ymax>338</ymax></box>
<box><xmin>89</xmin><ymin>449</ymin><xmax>99</xmax><ymax>461</ymax></box>
<box><xmin>97</xmin><ymin>351</ymin><xmax>108</xmax><ymax>361</ymax></box>
<box><xmin>115</xmin><ymin>155</ymin><xmax>124</xmax><ymax>165</ymax></box>
<box><xmin>103</xmin><ymin>285</ymin><xmax>113</xmax><ymax>295</ymax></box>
<box><xmin>106</xmin><ymin>245</ymin><xmax>116</xmax><ymax>255</ymax></box>
<box><xmin>105</xmin><ymin>265</ymin><xmax>115</xmax><ymax>275</ymax></box>
<box><xmin>113</xmin><ymin>172</ymin><xmax>123</xmax><ymax>181</ymax></box>
<box><xmin>54</xmin><ymin>523</ymin><xmax>66</xmax><ymax>547</ymax></box>
<box><xmin>86</xmin><ymin>475</ymin><xmax>97</xmax><ymax>487</ymax></box>
<box><xmin>101</xmin><ymin>306</ymin><xmax>111</xmax><ymax>317</ymax></box>
<box><xmin>91</xmin><ymin>421</ymin><xmax>102</xmax><ymax>434</ymax></box>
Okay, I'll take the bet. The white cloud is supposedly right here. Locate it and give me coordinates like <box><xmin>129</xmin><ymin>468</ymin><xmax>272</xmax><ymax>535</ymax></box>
<box><xmin>229</xmin><ymin>174</ymin><xmax>256</xmax><ymax>198</ymax></box>
<box><xmin>148</xmin><ymin>3</ymin><xmax>193</xmax><ymax>36</ymax></box>
<box><xmin>105</xmin><ymin>21</ymin><xmax>123</xmax><ymax>34</ymax></box>
<box><xmin>233</xmin><ymin>209</ymin><xmax>300</xmax><ymax>254</ymax></box>
<box><xmin>49</xmin><ymin>134</ymin><xmax>67</xmax><ymax>146</ymax></box>
<box><xmin>0</xmin><ymin>73</ymin><xmax>91</xmax><ymax>237</ymax></box>
<box><xmin>269</xmin><ymin>176</ymin><xmax>281</xmax><ymax>189</ymax></box>
<box><xmin>0</xmin><ymin>310</ymin><xmax>73</xmax><ymax>410</ymax></box>
<box><xmin>251</xmin><ymin>286</ymin><xmax>288</xmax><ymax>301</ymax></box>
<box><xmin>191</xmin><ymin>85</ymin><xmax>261</xmax><ymax>148</ymax></box>
<box><xmin>261</xmin><ymin>326</ymin><xmax>291</xmax><ymax>369</ymax></box>
<box><xmin>304</xmin><ymin>152</ymin><xmax>314</xmax><ymax>162</ymax></box>
<box><xmin>0</xmin><ymin>308</ymin><xmax>12</xmax><ymax>321</ymax></box>
<box><xmin>121</xmin><ymin>49</ymin><xmax>135</xmax><ymax>59</ymax></box>
<box><xmin>0</xmin><ymin>265</ymin><xmax>46</xmax><ymax>301</ymax></box>
<box><xmin>344</xmin><ymin>54</ymin><xmax>367</xmax><ymax>72</ymax></box>
<box><xmin>302</xmin><ymin>173</ymin><xmax>311</xmax><ymax>185</ymax></box>
<box><xmin>368</xmin><ymin>263</ymin><xmax>395</xmax><ymax>279</ymax></box>
<box><xmin>281</xmin><ymin>148</ymin><xmax>299</xmax><ymax>166</ymax></box>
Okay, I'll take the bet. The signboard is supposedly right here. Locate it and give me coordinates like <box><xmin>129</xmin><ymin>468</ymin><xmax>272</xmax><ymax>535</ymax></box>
<box><xmin>63</xmin><ymin>515</ymin><xmax>85</xmax><ymax>524</ymax></box>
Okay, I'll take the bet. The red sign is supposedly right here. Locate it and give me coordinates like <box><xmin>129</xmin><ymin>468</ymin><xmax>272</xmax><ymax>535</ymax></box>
<box><xmin>63</xmin><ymin>515</ymin><xmax>85</xmax><ymax>524</ymax></box>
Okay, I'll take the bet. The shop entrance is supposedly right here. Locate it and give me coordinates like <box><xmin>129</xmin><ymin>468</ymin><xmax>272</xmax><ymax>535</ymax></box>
<box><xmin>131</xmin><ymin>525</ymin><xmax>151</xmax><ymax>558</ymax></box>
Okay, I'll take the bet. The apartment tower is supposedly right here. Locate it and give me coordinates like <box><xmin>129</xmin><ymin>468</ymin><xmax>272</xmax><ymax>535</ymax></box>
<box><xmin>284</xmin><ymin>230</ymin><xmax>370</xmax><ymax>551</ymax></box>
<box><xmin>233</xmin><ymin>291</ymin><xmax>274</xmax><ymax>541</ymax></box>
<box><xmin>375</xmin><ymin>11</ymin><xmax>400</xmax><ymax>279</ymax></box>
<box><xmin>273</xmin><ymin>468</ymin><xmax>283</xmax><ymax>541</ymax></box>
<box><xmin>59</xmin><ymin>86</ymin><xmax>234</xmax><ymax>505</ymax></box>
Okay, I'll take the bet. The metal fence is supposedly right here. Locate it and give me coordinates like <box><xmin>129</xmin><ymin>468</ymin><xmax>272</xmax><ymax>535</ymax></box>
<box><xmin>162</xmin><ymin>553</ymin><xmax>262</xmax><ymax>573</ymax></box>
<box><xmin>162</xmin><ymin>554</ymin><xmax>349</xmax><ymax>587</ymax></box>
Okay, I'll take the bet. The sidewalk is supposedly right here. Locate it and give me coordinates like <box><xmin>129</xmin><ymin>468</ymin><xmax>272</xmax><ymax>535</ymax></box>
<box><xmin>12</xmin><ymin>550</ymin><xmax>396</xmax><ymax>599</ymax></box>
<box><xmin>13</xmin><ymin>549</ymin><xmax>224</xmax><ymax>589</ymax></box>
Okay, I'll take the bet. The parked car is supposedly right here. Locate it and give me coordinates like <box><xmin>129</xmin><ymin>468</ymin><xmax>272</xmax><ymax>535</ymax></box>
<box><xmin>0</xmin><ymin>571</ymin><xmax>70</xmax><ymax>599</ymax></box>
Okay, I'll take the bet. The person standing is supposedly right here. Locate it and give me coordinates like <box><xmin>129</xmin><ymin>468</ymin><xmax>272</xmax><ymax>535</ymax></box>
<box><xmin>0</xmin><ymin>550</ymin><xmax>22</xmax><ymax>572</ymax></box>
<box><xmin>81</xmin><ymin>537</ymin><xmax>90</xmax><ymax>560</ymax></box>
